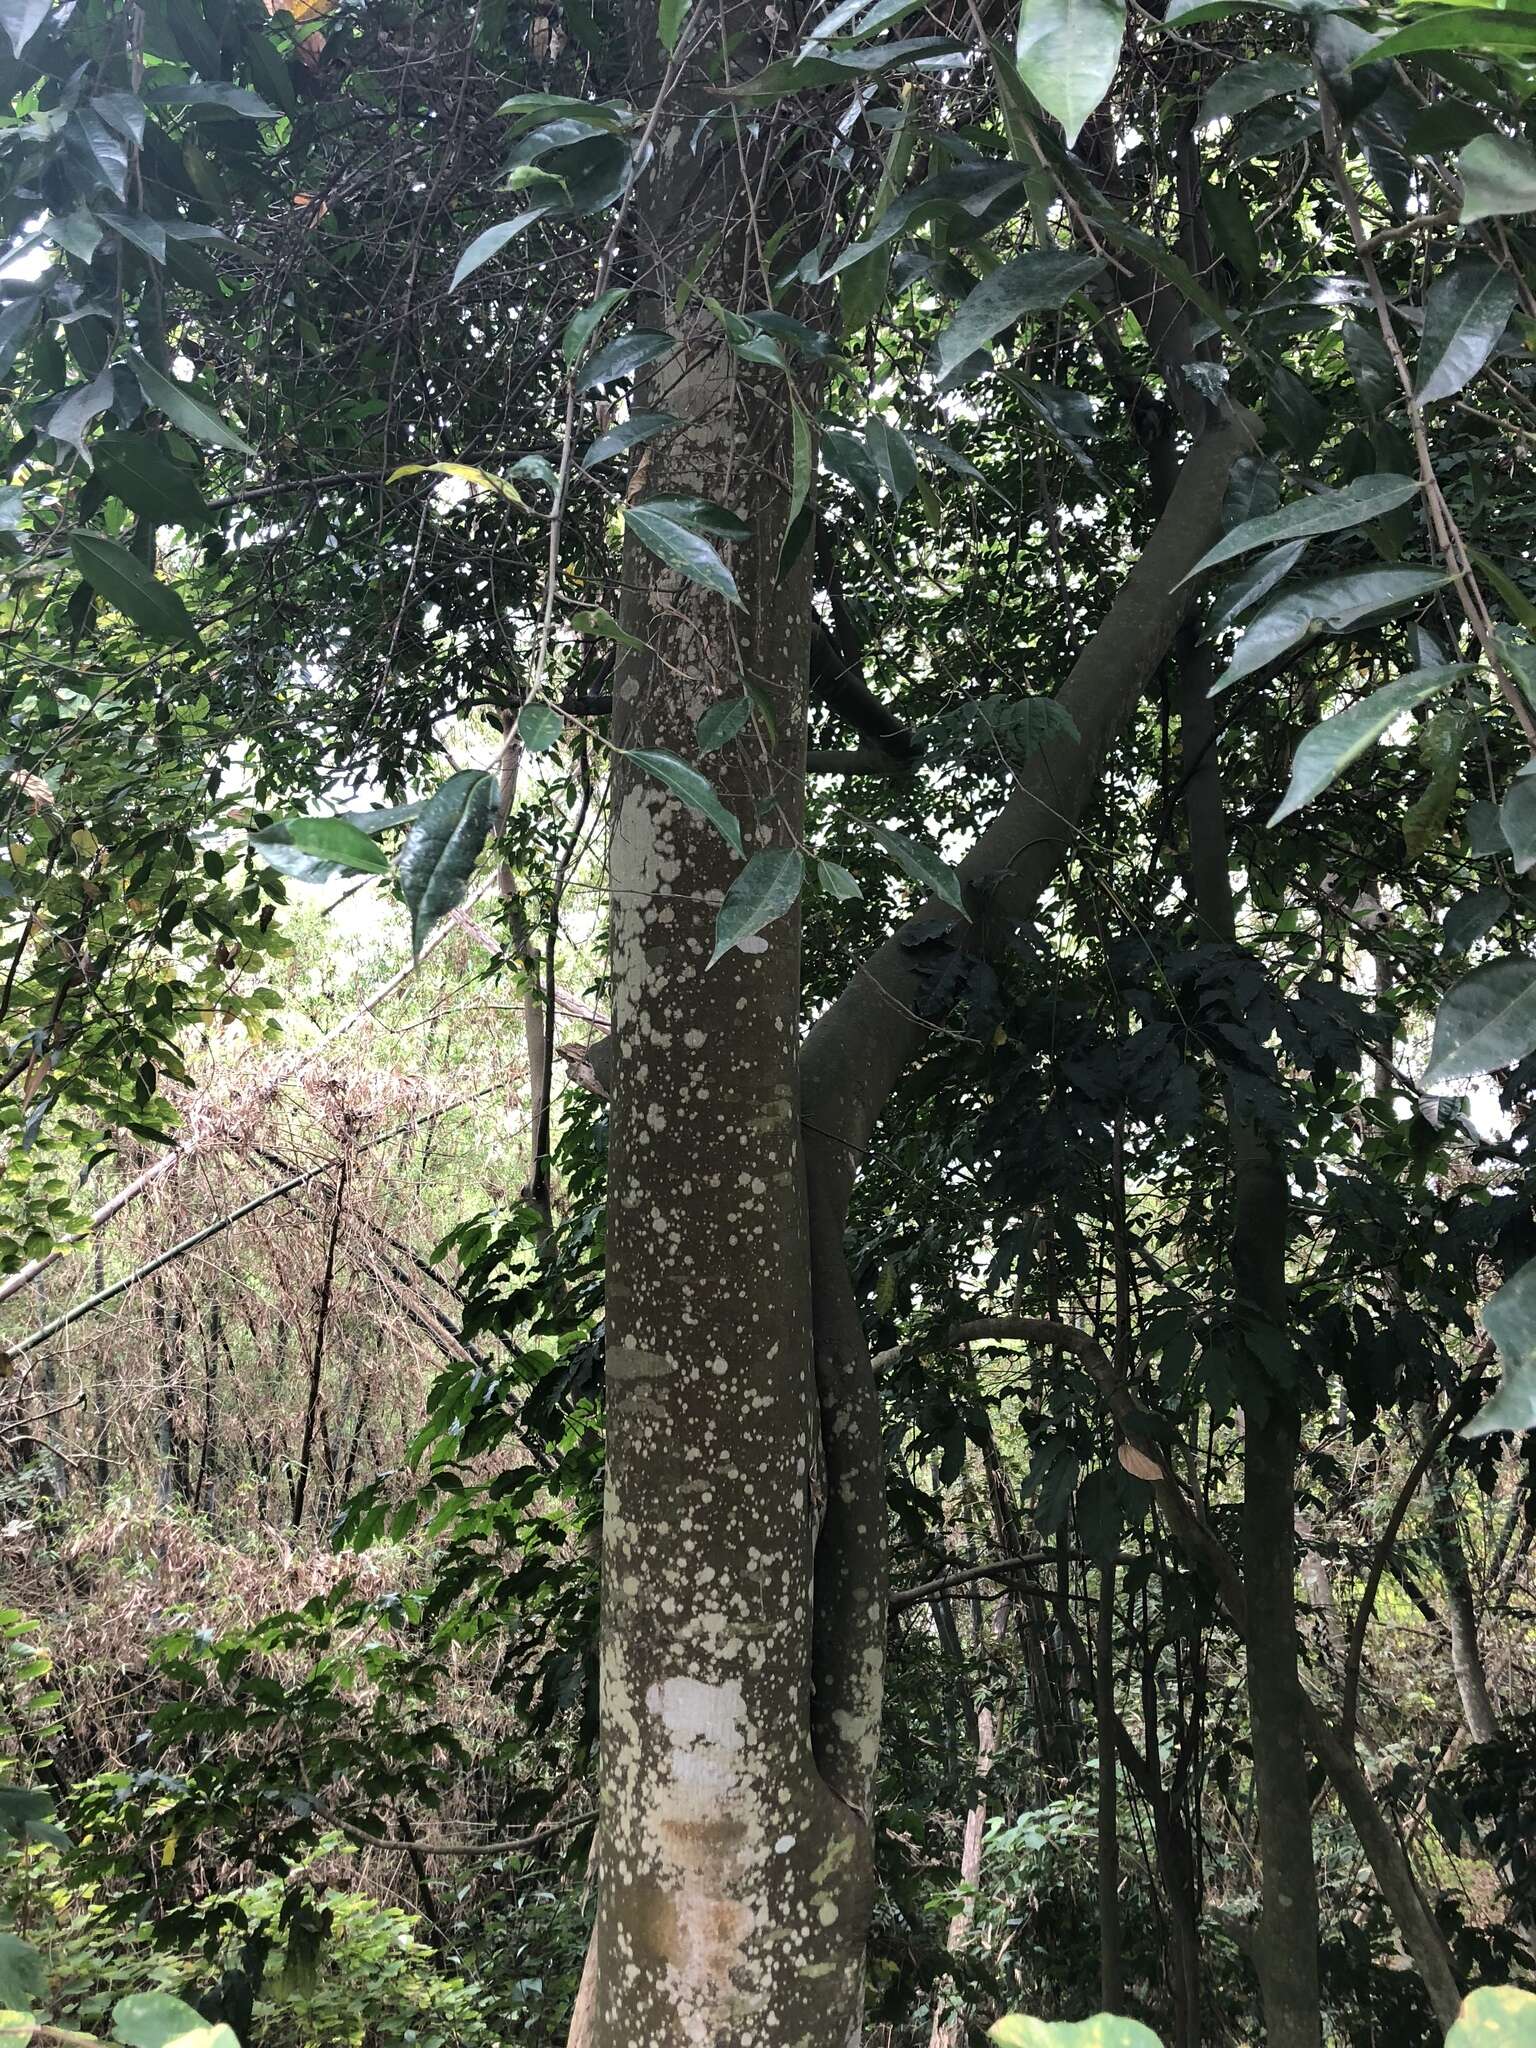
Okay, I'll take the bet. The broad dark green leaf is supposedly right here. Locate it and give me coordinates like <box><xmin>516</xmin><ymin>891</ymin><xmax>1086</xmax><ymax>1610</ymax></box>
<box><xmin>1198</xmin><ymin>55</ymin><xmax>1312</xmax><ymax>130</ymax></box>
<box><xmin>626</xmin><ymin>502</ymin><xmax>741</xmax><ymax>606</ymax></box>
<box><xmin>932</xmin><ymin>250</ymin><xmax>1106</xmax><ymax>383</ymax></box>
<box><xmin>562</xmin><ymin>285</ymin><xmax>629</xmax><ymax>367</ymax></box>
<box><xmin>0</xmin><ymin>0</ymin><xmax>50</xmax><ymax>56</ymax></box>
<box><xmin>1015</xmin><ymin>0</ymin><xmax>1126</xmax><ymax>146</ymax></box>
<box><xmin>70</xmin><ymin>532</ymin><xmax>198</xmax><ymax>642</ymax></box>
<box><xmin>90</xmin><ymin>89</ymin><xmax>147</xmax><ymax>145</ymax></box>
<box><xmin>730</xmin><ymin>36</ymin><xmax>966</xmax><ymax>100</ymax></box>
<box><xmin>1365</xmin><ymin>10</ymin><xmax>1536</xmax><ymax>63</ymax></box>
<box><xmin>283</xmin><ymin>817</ymin><xmax>391</xmax><ymax>874</ymax></box>
<box><xmin>816</xmin><ymin>162</ymin><xmax>1030</xmax><ymax>282</ymax></box>
<box><xmin>1501</xmin><ymin>774</ymin><xmax>1536</xmax><ymax>873</ymax></box>
<box><xmin>43</xmin><ymin>364</ymin><xmax>115</xmax><ymax>462</ymax></box>
<box><xmin>1459</xmin><ymin>132</ymin><xmax>1536</xmax><ymax>223</ymax></box>
<box><xmin>517</xmin><ymin>701</ymin><xmax>564</xmax><ymax>753</ymax></box>
<box><xmin>1415</xmin><ymin>259</ymin><xmax>1518</xmax><ymax>404</ymax></box>
<box><xmin>143</xmin><ymin>81</ymin><xmax>278</xmax><ymax>118</ymax></box>
<box><xmin>573</xmin><ymin>330</ymin><xmax>672</xmax><ymax>395</ymax></box>
<box><xmin>865</xmin><ymin>415</ymin><xmax>917</xmax><ymax>505</ymax></box>
<box><xmin>710</xmin><ymin>847</ymin><xmax>804</xmax><ymax>965</ymax></box>
<box><xmin>1443</xmin><ymin>886</ymin><xmax>1509</xmax><ymax>956</ymax></box>
<box><xmin>696</xmin><ymin>696</ymin><xmax>751</xmax><ymax>753</ymax></box>
<box><xmin>451</xmin><ymin>211</ymin><xmax>547</xmax><ymax>290</ymax></box>
<box><xmin>816</xmin><ymin>857</ymin><xmax>862</xmax><ymax>900</ymax></box>
<box><xmin>95</xmin><ymin>432</ymin><xmax>212</xmax><ymax>527</ymax></box>
<box><xmin>1180</xmin><ymin>473</ymin><xmax>1421</xmax><ymax>585</ymax></box>
<box><xmin>0</xmin><ymin>292</ymin><xmax>40</xmax><ymax>378</ymax></box>
<box><xmin>642</xmin><ymin>495</ymin><xmax>750</xmax><ymax>541</ymax></box>
<box><xmin>1424</xmin><ymin>956</ymin><xmax>1536</xmax><ymax>1088</ymax></box>
<box><xmin>868</xmin><ymin>820</ymin><xmax>964</xmax><ymax>910</ymax></box>
<box><xmin>627</xmin><ymin>748</ymin><xmax>744</xmax><ymax>855</ymax></box>
<box><xmin>113</xmin><ymin>1990</ymin><xmax>240</xmax><ymax>2048</ymax></box>
<box><xmin>1204</xmin><ymin>179</ymin><xmax>1261</xmax><ymax>287</ymax></box>
<box><xmin>1268</xmin><ymin>665</ymin><xmax>1467</xmax><ymax>823</ymax></box>
<box><xmin>65</xmin><ymin>105</ymin><xmax>129</xmax><ymax>201</ymax></box>
<box><xmin>399</xmin><ymin>770</ymin><xmax>496</xmax><ymax>956</ymax></box>
<box><xmin>582</xmin><ymin>412</ymin><xmax>681</xmax><ymax>467</ymax></box>
<box><xmin>1214</xmin><ymin>567</ymin><xmax>1448</xmax><ymax>690</ymax></box>
<box><xmin>129</xmin><ymin>352</ymin><xmax>255</xmax><ymax>456</ymax></box>
<box><xmin>1211</xmin><ymin>540</ymin><xmax>1309</xmax><ymax>634</ymax></box>
<box><xmin>0</xmin><ymin>1933</ymin><xmax>44</xmax><ymax>2015</ymax></box>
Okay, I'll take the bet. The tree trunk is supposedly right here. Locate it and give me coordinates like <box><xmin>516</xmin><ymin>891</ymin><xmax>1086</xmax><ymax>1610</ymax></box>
<box><xmin>582</xmin><ymin>16</ymin><xmax>868</xmax><ymax>2037</ymax></box>
<box><xmin>1177</xmin><ymin>626</ymin><xmax>1322</xmax><ymax>2048</ymax></box>
<box><xmin>1095</xmin><ymin>1563</ymin><xmax>1124</xmax><ymax>2015</ymax></box>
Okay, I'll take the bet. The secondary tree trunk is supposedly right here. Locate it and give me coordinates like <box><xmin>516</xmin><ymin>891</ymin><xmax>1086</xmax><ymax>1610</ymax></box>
<box><xmin>581</xmin><ymin>13</ymin><xmax>868</xmax><ymax>2038</ymax></box>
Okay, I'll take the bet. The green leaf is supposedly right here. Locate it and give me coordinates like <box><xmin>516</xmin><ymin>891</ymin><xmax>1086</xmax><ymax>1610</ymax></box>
<box><xmin>70</xmin><ymin>533</ymin><xmax>199</xmax><ymax>643</ymax></box>
<box><xmin>398</xmin><ymin>770</ymin><xmax>496</xmax><ymax>956</ymax></box>
<box><xmin>0</xmin><ymin>1936</ymin><xmax>43</xmax><ymax>2016</ymax></box>
<box><xmin>865</xmin><ymin>415</ymin><xmax>917</xmax><ymax>505</ymax></box>
<box><xmin>573</xmin><ymin>330</ymin><xmax>672</xmax><ymax>395</ymax></box>
<box><xmin>518</xmin><ymin>701</ymin><xmax>564</xmax><ymax>752</ymax></box>
<box><xmin>932</xmin><ymin>249</ymin><xmax>1106</xmax><ymax>383</ymax></box>
<box><xmin>1459</xmin><ymin>132</ymin><xmax>1536</xmax><ymax>223</ymax></box>
<box><xmin>43</xmin><ymin>364</ymin><xmax>116</xmax><ymax>464</ymax></box>
<box><xmin>815</xmin><ymin>857</ymin><xmax>862</xmax><ymax>899</ymax></box>
<box><xmin>1268</xmin><ymin>665</ymin><xmax>1467</xmax><ymax>824</ymax></box>
<box><xmin>815</xmin><ymin>161</ymin><xmax>1030</xmax><ymax>283</ymax></box>
<box><xmin>143</xmin><ymin>81</ymin><xmax>278</xmax><ymax>119</ymax></box>
<box><xmin>626</xmin><ymin>502</ymin><xmax>741</xmax><ymax>606</ymax></box>
<box><xmin>1443</xmin><ymin>886</ymin><xmax>1509</xmax><ymax>957</ymax></box>
<box><xmin>450</xmin><ymin>212</ymin><xmax>547</xmax><ymax>290</ymax></box>
<box><xmin>563</xmin><ymin>286</ymin><xmax>630</xmax><ymax>366</ymax></box>
<box><xmin>1465</xmin><ymin>1281</ymin><xmax>1536</xmax><ymax>1438</ymax></box>
<box><xmin>1366</xmin><ymin>10</ymin><xmax>1536</xmax><ymax>63</ymax></box>
<box><xmin>696</xmin><ymin>696</ymin><xmax>751</xmax><ymax>752</ymax></box>
<box><xmin>990</xmin><ymin>2015</ymin><xmax>1165</xmax><ymax>2048</ymax></box>
<box><xmin>659</xmin><ymin>0</ymin><xmax>694</xmax><ymax>49</ymax></box>
<box><xmin>730</xmin><ymin>36</ymin><xmax>966</xmax><ymax>101</ymax></box>
<box><xmin>1415</xmin><ymin>259</ymin><xmax>1518</xmax><ymax>405</ymax></box>
<box><xmin>278</xmin><ymin>817</ymin><xmax>390</xmax><ymax>874</ymax></box>
<box><xmin>128</xmin><ymin>352</ymin><xmax>255</xmax><ymax>457</ymax></box>
<box><xmin>583</xmin><ymin>413</ymin><xmax>680</xmax><ymax>467</ymax></box>
<box><xmin>1015</xmin><ymin>0</ymin><xmax>1127</xmax><ymax>147</ymax></box>
<box><xmin>0</xmin><ymin>0</ymin><xmax>51</xmax><ymax>57</ymax></box>
<box><xmin>627</xmin><ymin>748</ymin><xmax>743</xmax><ymax>855</ymax></box>
<box><xmin>1501</xmin><ymin>775</ymin><xmax>1536</xmax><ymax>874</ymax></box>
<box><xmin>1204</xmin><ymin>179</ymin><xmax>1261</xmax><ymax>287</ymax></box>
<box><xmin>640</xmin><ymin>495</ymin><xmax>750</xmax><ymax>542</ymax></box>
<box><xmin>1179</xmin><ymin>473</ymin><xmax>1422</xmax><ymax>587</ymax></box>
<box><xmin>1212</xmin><ymin>540</ymin><xmax>1309</xmax><ymax>634</ymax></box>
<box><xmin>1424</xmin><ymin>956</ymin><xmax>1536</xmax><ymax>1089</ymax></box>
<box><xmin>570</xmin><ymin>605</ymin><xmax>645</xmax><ymax>651</ymax></box>
<box><xmin>95</xmin><ymin>433</ymin><xmax>212</xmax><ymax>528</ymax></box>
<box><xmin>867</xmin><ymin>820</ymin><xmax>964</xmax><ymax>910</ymax></box>
<box><xmin>1197</xmin><ymin>54</ymin><xmax>1311</xmax><ymax>129</ymax></box>
<box><xmin>113</xmin><ymin>1991</ymin><xmax>241</xmax><ymax>2048</ymax></box>
<box><xmin>1214</xmin><ymin>567</ymin><xmax>1448</xmax><ymax>691</ymax></box>
<box><xmin>709</xmin><ymin>847</ymin><xmax>804</xmax><ymax>965</ymax></box>
<box><xmin>0</xmin><ymin>294</ymin><xmax>41</xmax><ymax>379</ymax></box>
<box><xmin>779</xmin><ymin>395</ymin><xmax>814</xmax><ymax>576</ymax></box>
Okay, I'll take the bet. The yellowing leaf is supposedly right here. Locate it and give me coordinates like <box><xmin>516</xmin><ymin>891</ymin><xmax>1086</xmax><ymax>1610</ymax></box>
<box><xmin>386</xmin><ymin>462</ymin><xmax>530</xmax><ymax>509</ymax></box>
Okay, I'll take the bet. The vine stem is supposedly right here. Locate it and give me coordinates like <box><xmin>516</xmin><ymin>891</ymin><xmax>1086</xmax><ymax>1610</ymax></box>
<box><xmin>1321</xmin><ymin>95</ymin><xmax>1536</xmax><ymax>752</ymax></box>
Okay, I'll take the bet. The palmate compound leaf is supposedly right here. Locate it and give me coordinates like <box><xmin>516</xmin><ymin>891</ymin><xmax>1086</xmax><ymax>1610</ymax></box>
<box><xmin>710</xmin><ymin>847</ymin><xmax>804</xmax><ymax>965</ymax></box>
<box><xmin>1268</xmin><ymin>664</ymin><xmax>1469</xmax><ymax>823</ymax></box>
<box><xmin>991</xmin><ymin>2014</ymin><xmax>1166</xmax><ymax>2048</ymax></box>
<box><xmin>1178</xmin><ymin>472</ymin><xmax>1422</xmax><ymax>587</ymax></box>
<box><xmin>398</xmin><ymin>769</ymin><xmax>496</xmax><ymax>957</ymax></box>
<box><xmin>1423</xmin><ymin>956</ymin><xmax>1536</xmax><ymax>1091</ymax></box>
<box><xmin>114</xmin><ymin>1990</ymin><xmax>241</xmax><ymax>2048</ymax></box>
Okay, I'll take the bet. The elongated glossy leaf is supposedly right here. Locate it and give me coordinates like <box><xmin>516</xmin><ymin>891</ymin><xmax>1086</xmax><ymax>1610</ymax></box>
<box><xmin>570</xmin><ymin>604</ymin><xmax>645</xmax><ymax>650</ymax></box>
<box><xmin>0</xmin><ymin>0</ymin><xmax>51</xmax><ymax>56</ymax></box>
<box><xmin>70</xmin><ymin>532</ymin><xmax>198</xmax><ymax>642</ymax></box>
<box><xmin>696</xmin><ymin>695</ymin><xmax>751</xmax><ymax>752</ymax></box>
<box><xmin>283</xmin><ymin>817</ymin><xmax>390</xmax><ymax>874</ymax></box>
<box><xmin>816</xmin><ymin>162</ymin><xmax>1030</xmax><ymax>282</ymax></box>
<box><xmin>642</xmin><ymin>494</ymin><xmax>750</xmax><ymax>541</ymax></box>
<box><xmin>143</xmin><ymin>81</ymin><xmax>278</xmax><ymax>118</ymax></box>
<box><xmin>932</xmin><ymin>250</ymin><xmax>1106</xmax><ymax>383</ymax></box>
<box><xmin>1366</xmin><ymin>10</ymin><xmax>1536</xmax><ymax>62</ymax></box>
<box><xmin>1212</xmin><ymin>540</ymin><xmax>1310</xmax><ymax>634</ymax></box>
<box><xmin>582</xmin><ymin>411</ymin><xmax>680</xmax><ymax>467</ymax></box>
<box><xmin>659</xmin><ymin>0</ymin><xmax>694</xmax><ymax>48</ymax></box>
<box><xmin>1424</xmin><ymin>956</ymin><xmax>1536</xmax><ymax>1089</ymax></box>
<box><xmin>399</xmin><ymin>770</ymin><xmax>495</xmax><ymax>956</ymax></box>
<box><xmin>1443</xmin><ymin>886</ymin><xmax>1509</xmax><ymax>957</ymax></box>
<box><xmin>1198</xmin><ymin>55</ymin><xmax>1311</xmax><ymax>129</ymax></box>
<box><xmin>1015</xmin><ymin>0</ymin><xmax>1126</xmax><ymax>146</ymax></box>
<box><xmin>573</xmin><ymin>330</ymin><xmax>672</xmax><ymax>395</ymax></box>
<box><xmin>779</xmin><ymin>395</ymin><xmax>814</xmax><ymax>575</ymax></box>
<box><xmin>816</xmin><ymin>857</ymin><xmax>862</xmax><ymax>900</ymax></box>
<box><xmin>1268</xmin><ymin>665</ymin><xmax>1467</xmax><ymax>823</ymax></box>
<box><xmin>627</xmin><ymin>748</ymin><xmax>743</xmax><ymax>855</ymax></box>
<box><xmin>129</xmin><ymin>352</ymin><xmax>255</xmax><ymax>456</ymax></box>
<box><xmin>451</xmin><ymin>211</ymin><xmax>547</xmax><ymax>290</ymax></box>
<box><xmin>1466</xmin><ymin>1269</ymin><xmax>1536</xmax><ymax>1438</ymax></box>
<box><xmin>626</xmin><ymin>502</ymin><xmax>741</xmax><ymax>606</ymax></box>
<box><xmin>868</xmin><ymin>819</ymin><xmax>964</xmax><ymax>910</ymax></box>
<box><xmin>1181</xmin><ymin>473</ymin><xmax>1421</xmax><ymax>587</ymax></box>
<box><xmin>1458</xmin><ymin>132</ymin><xmax>1536</xmax><ymax>223</ymax></box>
<box><xmin>865</xmin><ymin>415</ymin><xmax>917</xmax><ymax>504</ymax></box>
<box><xmin>710</xmin><ymin>847</ymin><xmax>803</xmax><ymax>965</ymax></box>
<box><xmin>92</xmin><ymin>434</ymin><xmax>210</xmax><ymax>528</ymax></box>
<box><xmin>730</xmin><ymin>35</ymin><xmax>966</xmax><ymax>100</ymax></box>
<box><xmin>1415</xmin><ymin>259</ymin><xmax>1518</xmax><ymax>404</ymax></box>
<box><xmin>1214</xmin><ymin>567</ymin><xmax>1447</xmax><ymax>691</ymax></box>
<box><xmin>518</xmin><ymin>701</ymin><xmax>564</xmax><ymax>752</ymax></box>
<box><xmin>44</xmin><ymin>364</ymin><xmax>115</xmax><ymax>463</ymax></box>
<box><xmin>1501</xmin><ymin>776</ymin><xmax>1536</xmax><ymax>874</ymax></box>
<box><xmin>563</xmin><ymin>286</ymin><xmax>629</xmax><ymax>366</ymax></box>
